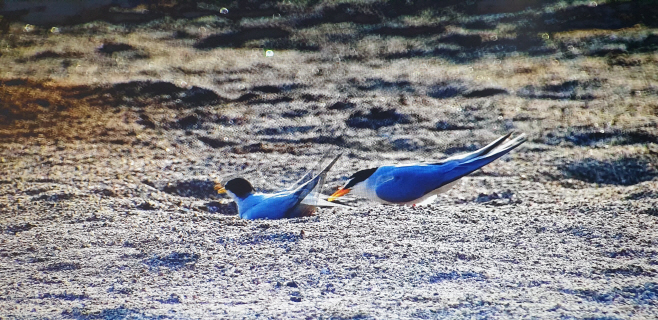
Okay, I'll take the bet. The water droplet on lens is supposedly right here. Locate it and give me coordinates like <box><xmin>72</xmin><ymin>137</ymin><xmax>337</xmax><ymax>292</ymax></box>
<box><xmin>220</xmin><ymin>8</ymin><xmax>229</xmax><ymax>14</ymax></box>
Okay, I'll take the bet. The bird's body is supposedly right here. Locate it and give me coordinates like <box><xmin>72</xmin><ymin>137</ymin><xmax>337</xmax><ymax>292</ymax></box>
<box><xmin>217</xmin><ymin>153</ymin><xmax>342</xmax><ymax>220</ymax></box>
<box><xmin>228</xmin><ymin>191</ymin><xmax>312</xmax><ymax>220</ymax></box>
<box><xmin>329</xmin><ymin>133</ymin><xmax>526</xmax><ymax>205</ymax></box>
<box><xmin>348</xmin><ymin>164</ymin><xmax>462</xmax><ymax>205</ymax></box>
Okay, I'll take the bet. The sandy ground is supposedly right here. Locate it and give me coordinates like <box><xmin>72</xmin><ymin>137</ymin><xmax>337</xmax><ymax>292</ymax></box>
<box><xmin>1</xmin><ymin>1</ymin><xmax>658</xmax><ymax>319</ymax></box>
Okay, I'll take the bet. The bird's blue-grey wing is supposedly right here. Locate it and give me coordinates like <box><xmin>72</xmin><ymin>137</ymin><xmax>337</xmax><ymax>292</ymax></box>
<box><xmin>242</xmin><ymin>193</ymin><xmax>299</xmax><ymax>220</ymax></box>
<box><xmin>426</xmin><ymin>133</ymin><xmax>526</xmax><ymax>188</ymax></box>
<box><xmin>285</xmin><ymin>150</ymin><xmax>334</xmax><ymax>191</ymax></box>
<box><xmin>285</xmin><ymin>149</ymin><xmax>341</xmax><ymax>208</ymax></box>
<box><xmin>433</xmin><ymin>132</ymin><xmax>514</xmax><ymax>164</ymax></box>
<box><xmin>425</xmin><ymin>133</ymin><xmax>526</xmax><ymax>188</ymax></box>
<box><xmin>373</xmin><ymin>165</ymin><xmax>452</xmax><ymax>203</ymax></box>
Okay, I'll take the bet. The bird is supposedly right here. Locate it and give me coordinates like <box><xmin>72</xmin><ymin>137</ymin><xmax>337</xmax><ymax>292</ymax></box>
<box><xmin>327</xmin><ymin>132</ymin><xmax>526</xmax><ymax>205</ymax></box>
<box><xmin>215</xmin><ymin>153</ymin><xmax>343</xmax><ymax>220</ymax></box>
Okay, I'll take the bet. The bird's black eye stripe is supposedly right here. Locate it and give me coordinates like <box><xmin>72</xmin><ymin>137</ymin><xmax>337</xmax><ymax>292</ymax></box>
<box><xmin>344</xmin><ymin>167</ymin><xmax>377</xmax><ymax>189</ymax></box>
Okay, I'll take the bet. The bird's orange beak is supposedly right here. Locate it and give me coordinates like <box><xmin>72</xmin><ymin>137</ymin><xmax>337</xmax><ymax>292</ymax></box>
<box><xmin>214</xmin><ymin>184</ymin><xmax>226</xmax><ymax>194</ymax></box>
<box><xmin>328</xmin><ymin>188</ymin><xmax>350</xmax><ymax>202</ymax></box>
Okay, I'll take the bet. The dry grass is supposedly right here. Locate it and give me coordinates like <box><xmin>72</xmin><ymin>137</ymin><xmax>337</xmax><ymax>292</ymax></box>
<box><xmin>0</xmin><ymin>80</ymin><xmax>96</xmax><ymax>141</ymax></box>
<box><xmin>1</xmin><ymin>22</ymin><xmax>656</xmax><ymax>154</ymax></box>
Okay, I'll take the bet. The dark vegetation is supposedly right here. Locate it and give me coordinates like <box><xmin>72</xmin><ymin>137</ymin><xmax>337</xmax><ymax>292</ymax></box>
<box><xmin>182</xmin><ymin>0</ymin><xmax>658</xmax><ymax>63</ymax></box>
<box><xmin>145</xmin><ymin>252</ymin><xmax>200</xmax><ymax>269</ymax></box>
<box><xmin>346</xmin><ymin>107</ymin><xmax>414</xmax><ymax>129</ymax></box>
<box><xmin>563</xmin><ymin>156</ymin><xmax>657</xmax><ymax>186</ymax></box>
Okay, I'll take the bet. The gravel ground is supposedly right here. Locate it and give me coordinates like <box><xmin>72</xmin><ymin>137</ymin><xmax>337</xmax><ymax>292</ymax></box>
<box><xmin>1</xmin><ymin>140</ymin><xmax>656</xmax><ymax>319</ymax></box>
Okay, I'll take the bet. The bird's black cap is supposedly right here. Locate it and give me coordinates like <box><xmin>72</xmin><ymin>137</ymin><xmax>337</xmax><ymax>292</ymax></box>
<box><xmin>224</xmin><ymin>178</ymin><xmax>253</xmax><ymax>198</ymax></box>
<box><xmin>344</xmin><ymin>167</ymin><xmax>377</xmax><ymax>189</ymax></box>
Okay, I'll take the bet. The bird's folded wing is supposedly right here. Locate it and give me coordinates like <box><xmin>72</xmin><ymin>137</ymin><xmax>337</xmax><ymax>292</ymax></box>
<box><xmin>425</xmin><ymin>133</ymin><xmax>527</xmax><ymax>190</ymax></box>
<box><xmin>289</xmin><ymin>150</ymin><xmax>341</xmax><ymax>207</ymax></box>
<box><xmin>286</xmin><ymin>150</ymin><xmax>335</xmax><ymax>191</ymax></box>
<box><xmin>288</xmin><ymin>153</ymin><xmax>342</xmax><ymax>209</ymax></box>
<box><xmin>435</xmin><ymin>132</ymin><xmax>513</xmax><ymax>164</ymax></box>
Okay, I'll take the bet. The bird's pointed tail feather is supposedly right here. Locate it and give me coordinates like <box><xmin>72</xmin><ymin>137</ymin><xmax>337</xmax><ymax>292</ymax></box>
<box><xmin>439</xmin><ymin>133</ymin><xmax>526</xmax><ymax>184</ymax></box>
<box><xmin>446</xmin><ymin>132</ymin><xmax>514</xmax><ymax>162</ymax></box>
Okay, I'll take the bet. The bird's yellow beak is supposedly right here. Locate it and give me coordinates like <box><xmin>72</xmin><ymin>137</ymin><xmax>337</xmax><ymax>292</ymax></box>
<box><xmin>214</xmin><ymin>184</ymin><xmax>226</xmax><ymax>194</ymax></box>
<box><xmin>328</xmin><ymin>188</ymin><xmax>351</xmax><ymax>202</ymax></box>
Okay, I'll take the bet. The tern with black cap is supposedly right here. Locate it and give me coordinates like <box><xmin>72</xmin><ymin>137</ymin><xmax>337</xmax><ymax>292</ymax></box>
<box><xmin>215</xmin><ymin>153</ymin><xmax>343</xmax><ymax>220</ymax></box>
<box><xmin>328</xmin><ymin>133</ymin><xmax>526</xmax><ymax>205</ymax></box>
